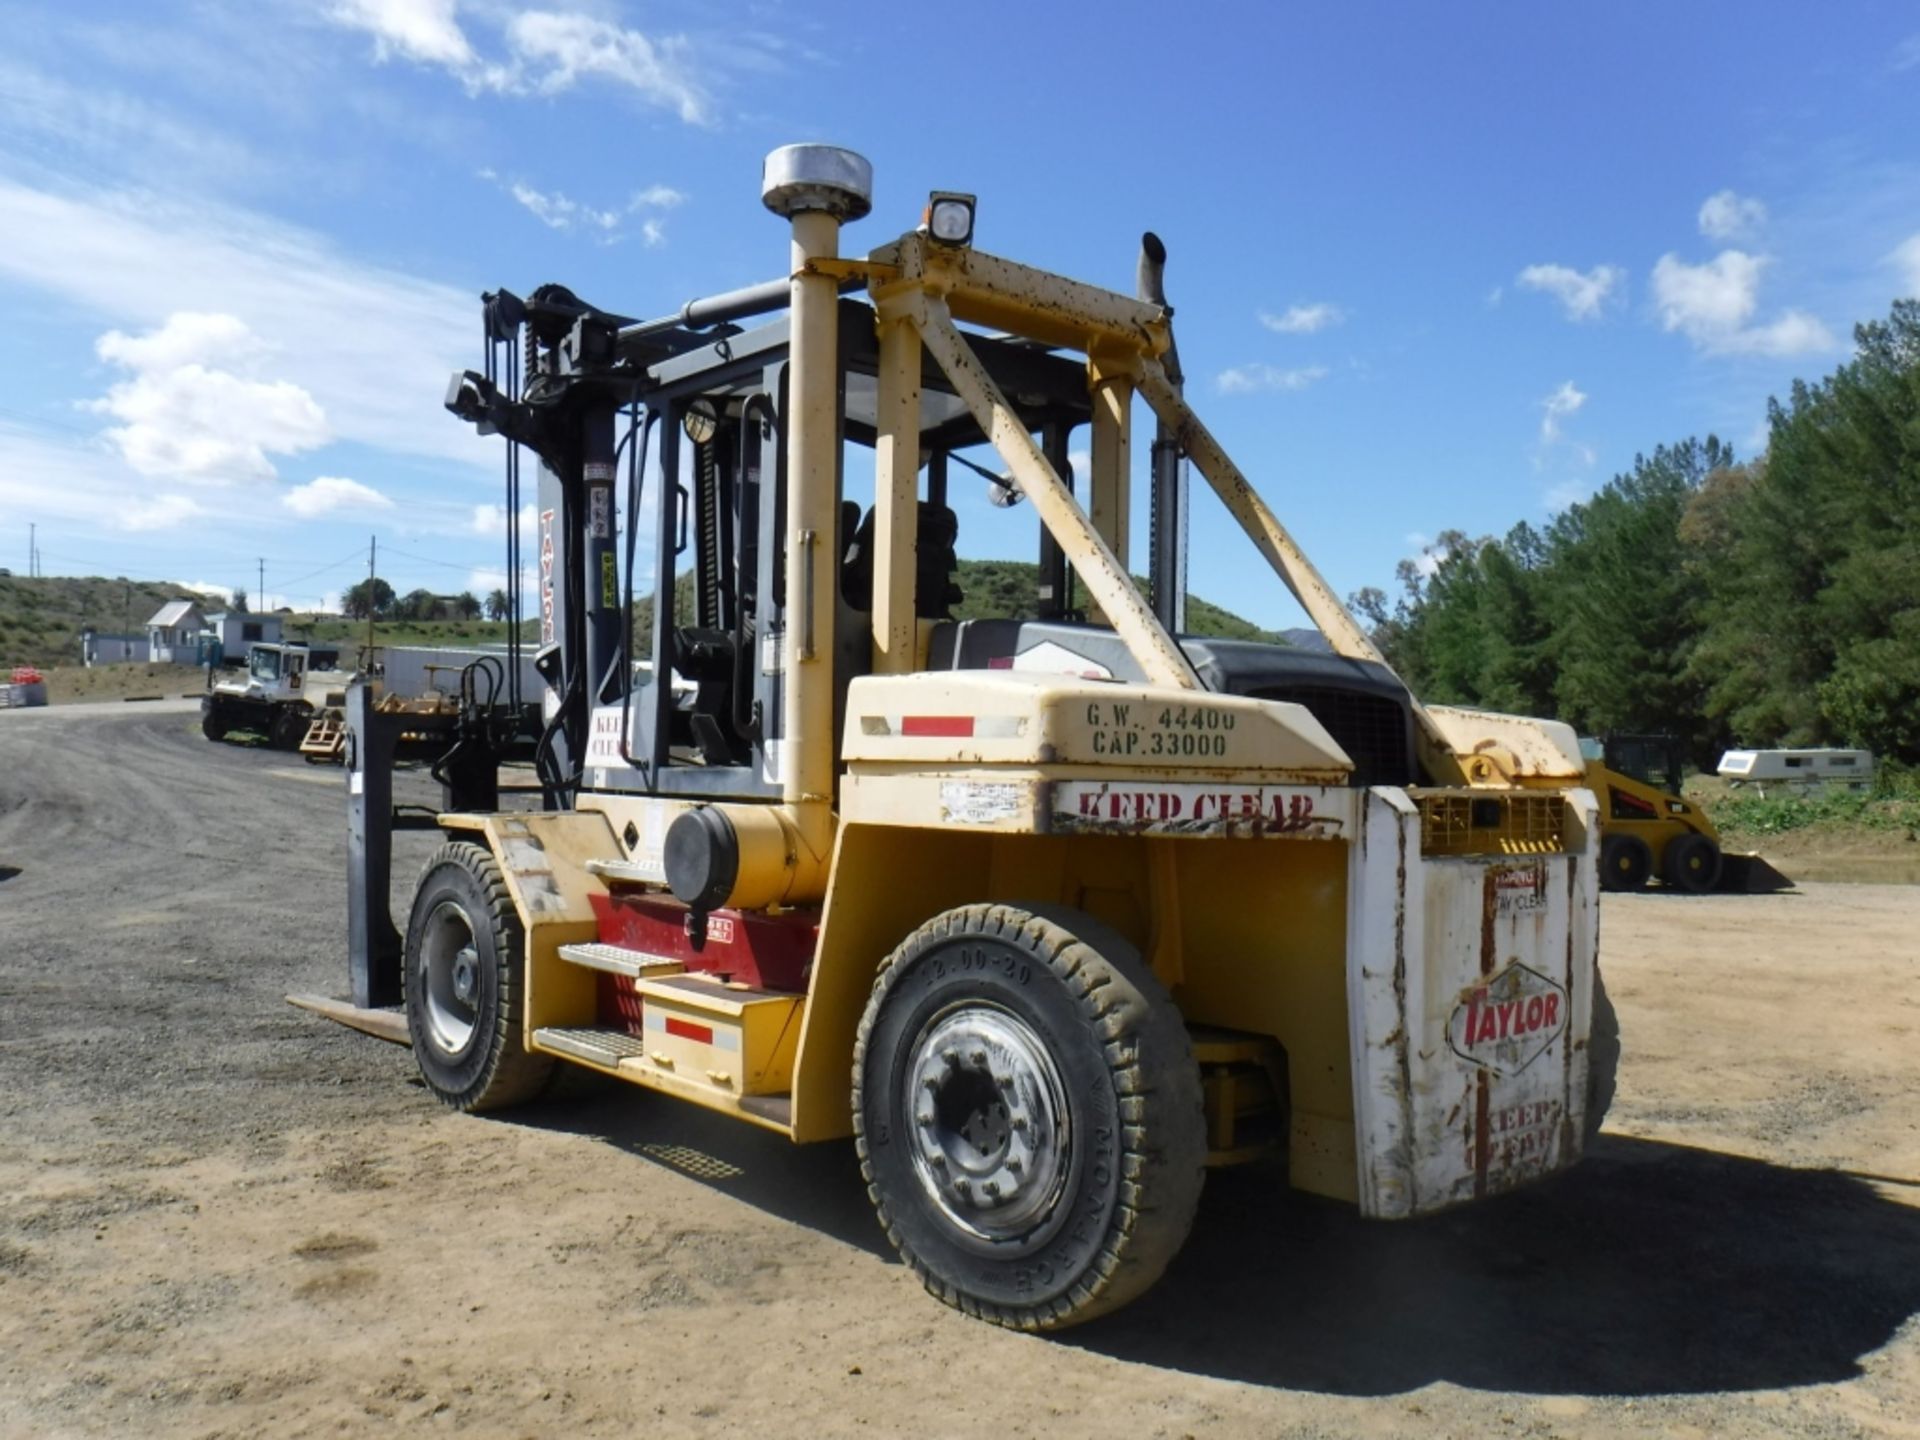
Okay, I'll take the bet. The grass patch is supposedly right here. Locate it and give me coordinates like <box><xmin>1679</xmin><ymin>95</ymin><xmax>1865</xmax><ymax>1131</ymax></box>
<box><xmin>1701</xmin><ymin>763</ymin><xmax>1920</xmax><ymax>840</ymax></box>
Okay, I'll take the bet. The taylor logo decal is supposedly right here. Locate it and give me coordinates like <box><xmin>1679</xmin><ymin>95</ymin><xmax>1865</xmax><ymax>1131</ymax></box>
<box><xmin>1447</xmin><ymin>962</ymin><xmax>1567</xmax><ymax>1076</ymax></box>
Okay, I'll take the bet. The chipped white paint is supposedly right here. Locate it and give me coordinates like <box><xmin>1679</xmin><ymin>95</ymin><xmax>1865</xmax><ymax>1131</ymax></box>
<box><xmin>1347</xmin><ymin>787</ymin><xmax>1600</xmax><ymax>1219</ymax></box>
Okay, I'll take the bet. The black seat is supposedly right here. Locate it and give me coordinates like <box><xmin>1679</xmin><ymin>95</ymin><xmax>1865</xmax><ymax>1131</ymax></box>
<box><xmin>841</xmin><ymin>502</ymin><xmax>963</xmax><ymax>619</ymax></box>
<box><xmin>671</xmin><ymin>626</ymin><xmax>745</xmax><ymax>765</ymax></box>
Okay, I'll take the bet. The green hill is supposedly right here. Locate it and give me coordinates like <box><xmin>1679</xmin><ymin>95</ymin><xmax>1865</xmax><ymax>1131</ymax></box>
<box><xmin>0</xmin><ymin>575</ymin><xmax>208</xmax><ymax>670</ymax></box>
<box><xmin>4</xmin><ymin>559</ymin><xmax>1284</xmax><ymax>671</ymax></box>
<box><xmin>952</xmin><ymin>559</ymin><xmax>1286</xmax><ymax>643</ymax></box>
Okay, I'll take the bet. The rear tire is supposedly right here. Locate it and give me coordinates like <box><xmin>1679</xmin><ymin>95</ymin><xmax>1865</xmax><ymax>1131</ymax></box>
<box><xmin>1662</xmin><ymin>833</ymin><xmax>1722</xmax><ymax>893</ymax></box>
<box><xmin>271</xmin><ymin>704</ymin><xmax>311</xmax><ymax>751</ymax></box>
<box><xmin>1599</xmin><ymin>834</ymin><xmax>1651</xmax><ymax>892</ymax></box>
<box><xmin>404</xmin><ymin>841</ymin><xmax>553</xmax><ymax>1112</ymax></box>
<box><xmin>1585</xmin><ymin>967</ymin><xmax>1620</xmax><ymax>1141</ymax></box>
<box><xmin>853</xmin><ymin>904</ymin><xmax>1206</xmax><ymax>1331</ymax></box>
<box><xmin>201</xmin><ymin>709</ymin><xmax>228</xmax><ymax>743</ymax></box>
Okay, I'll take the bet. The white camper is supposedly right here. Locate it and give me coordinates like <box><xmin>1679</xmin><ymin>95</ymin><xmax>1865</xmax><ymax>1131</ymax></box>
<box><xmin>1717</xmin><ymin>747</ymin><xmax>1875</xmax><ymax>795</ymax></box>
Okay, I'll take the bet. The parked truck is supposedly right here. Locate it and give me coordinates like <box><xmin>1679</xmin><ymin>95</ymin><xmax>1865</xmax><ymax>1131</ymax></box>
<box><xmin>200</xmin><ymin>642</ymin><xmax>342</xmax><ymax>749</ymax></box>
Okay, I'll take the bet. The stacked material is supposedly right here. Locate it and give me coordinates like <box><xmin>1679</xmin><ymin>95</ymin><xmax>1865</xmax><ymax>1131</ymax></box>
<box><xmin>1</xmin><ymin>666</ymin><xmax>48</xmax><ymax>708</ymax></box>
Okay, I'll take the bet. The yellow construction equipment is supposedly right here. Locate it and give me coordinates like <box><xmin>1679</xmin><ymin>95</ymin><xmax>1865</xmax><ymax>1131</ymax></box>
<box><xmin>306</xmin><ymin>145</ymin><xmax>1614</xmax><ymax>1331</ymax></box>
<box><xmin>1582</xmin><ymin>733</ymin><xmax>1781</xmax><ymax>892</ymax></box>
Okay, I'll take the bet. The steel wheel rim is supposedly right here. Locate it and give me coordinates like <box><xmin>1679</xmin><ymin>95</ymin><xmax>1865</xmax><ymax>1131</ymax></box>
<box><xmin>420</xmin><ymin>899</ymin><xmax>481</xmax><ymax>1057</ymax></box>
<box><xmin>904</xmin><ymin>1002</ymin><xmax>1071</xmax><ymax>1243</ymax></box>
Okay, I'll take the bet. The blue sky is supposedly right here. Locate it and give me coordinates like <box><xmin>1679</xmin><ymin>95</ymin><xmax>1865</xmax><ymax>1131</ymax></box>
<box><xmin>2</xmin><ymin>1</ymin><xmax>1917</xmax><ymax>629</ymax></box>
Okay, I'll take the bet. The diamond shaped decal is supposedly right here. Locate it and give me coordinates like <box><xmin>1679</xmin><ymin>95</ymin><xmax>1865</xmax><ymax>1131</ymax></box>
<box><xmin>1447</xmin><ymin>961</ymin><xmax>1568</xmax><ymax>1076</ymax></box>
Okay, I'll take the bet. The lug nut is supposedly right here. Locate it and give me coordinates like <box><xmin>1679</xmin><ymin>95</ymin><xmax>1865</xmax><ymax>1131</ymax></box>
<box><xmin>1011</xmin><ymin>1115</ymin><xmax>1029</xmax><ymax>1132</ymax></box>
<box><xmin>1006</xmin><ymin>1156</ymin><xmax>1023</xmax><ymax>1174</ymax></box>
<box><xmin>969</xmin><ymin>1049</ymin><xmax>987</xmax><ymax>1066</ymax></box>
<box><xmin>983</xmin><ymin>1181</ymin><xmax>1000</xmax><ymax>1199</ymax></box>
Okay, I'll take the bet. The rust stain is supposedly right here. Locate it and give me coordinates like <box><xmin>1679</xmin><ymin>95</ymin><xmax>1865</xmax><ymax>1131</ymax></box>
<box><xmin>1473</xmin><ymin>1069</ymin><xmax>1491</xmax><ymax>1200</ymax></box>
<box><xmin>1479</xmin><ymin>865</ymin><xmax>1499</xmax><ymax>978</ymax></box>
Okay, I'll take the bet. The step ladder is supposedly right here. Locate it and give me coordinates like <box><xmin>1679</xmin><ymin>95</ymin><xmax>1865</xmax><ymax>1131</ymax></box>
<box><xmin>554</xmin><ymin>941</ymin><xmax>685</xmax><ymax>981</ymax></box>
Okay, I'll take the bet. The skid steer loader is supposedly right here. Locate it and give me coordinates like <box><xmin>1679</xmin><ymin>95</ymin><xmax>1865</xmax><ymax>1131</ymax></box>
<box><xmin>307</xmin><ymin>145</ymin><xmax>1613</xmax><ymax>1331</ymax></box>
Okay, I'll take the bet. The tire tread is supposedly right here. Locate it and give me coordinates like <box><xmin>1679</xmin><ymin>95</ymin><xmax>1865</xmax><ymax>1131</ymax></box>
<box><xmin>851</xmin><ymin>902</ymin><xmax>1205</xmax><ymax>1332</ymax></box>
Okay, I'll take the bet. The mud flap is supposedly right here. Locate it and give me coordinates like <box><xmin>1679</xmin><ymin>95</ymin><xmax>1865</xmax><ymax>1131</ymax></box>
<box><xmin>1345</xmin><ymin>787</ymin><xmax>1600</xmax><ymax>1219</ymax></box>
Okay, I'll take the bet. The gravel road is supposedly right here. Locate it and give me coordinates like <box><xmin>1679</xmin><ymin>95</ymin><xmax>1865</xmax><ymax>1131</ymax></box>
<box><xmin>3</xmin><ymin>706</ymin><xmax>1918</xmax><ymax>1438</ymax></box>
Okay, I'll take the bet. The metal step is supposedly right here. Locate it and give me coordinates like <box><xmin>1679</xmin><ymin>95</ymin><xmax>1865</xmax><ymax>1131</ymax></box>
<box><xmin>533</xmin><ymin>1026</ymin><xmax>650</xmax><ymax>1067</ymax></box>
<box><xmin>584</xmin><ymin>857</ymin><xmax>659</xmax><ymax>886</ymax></box>
<box><xmin>555</xmin><ymin>942</ymin><xmax>685</xmax><ymax>980</ymax></box>
<box><xmin>739</xmin><ymin>1094</ymin><xmax>792</xmax><ymax>1126</ymax></box>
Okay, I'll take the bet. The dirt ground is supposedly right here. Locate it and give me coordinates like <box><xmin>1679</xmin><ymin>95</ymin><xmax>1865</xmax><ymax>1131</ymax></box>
<box><xmin>3</xmin><ymin>706</ymin><xmax>1918</xmax><ymax>1440</ymax></box>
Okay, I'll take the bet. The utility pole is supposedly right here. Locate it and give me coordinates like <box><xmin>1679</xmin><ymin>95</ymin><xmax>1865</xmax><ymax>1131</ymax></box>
<box><xmin>366</xmin><ymin>534</ymin><xmax>377</xmax><ymax>658</ymax></box>
<box><xmin>28</xmin><ymin>523</ymin><xmax>35</xmax><ymax>578</ymax></box>
<box><xmin>123</xmin><ymin>582</ymin><xmax>131</xmax><ymax>660</ymax></box>
<box><xmin>257</xmin><ymin>557</ymin><xmax>265</xmax><ymax>614</ymax></box>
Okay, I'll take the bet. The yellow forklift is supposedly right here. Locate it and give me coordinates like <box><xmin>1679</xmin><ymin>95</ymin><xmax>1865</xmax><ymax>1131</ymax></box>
<box><xmin>307</xmin><ymin>145</ymin><xmax>1613</xmax><ymax>1331</ymax></box>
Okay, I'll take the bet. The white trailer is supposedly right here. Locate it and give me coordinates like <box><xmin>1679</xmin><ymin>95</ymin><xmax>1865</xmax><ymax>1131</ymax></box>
<box><xmin>1717</xmin><ymin>747</ymin><xmax>1875</xmax><ymax>795</ymax></box>
<box><xmin>380</xmin><ymin>646</ymin><xmax>543</xmax><ymax>703</ymax></box>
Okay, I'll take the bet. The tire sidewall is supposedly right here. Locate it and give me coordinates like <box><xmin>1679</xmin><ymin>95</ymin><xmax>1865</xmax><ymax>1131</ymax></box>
<box><xmin>860</xmin><ymin>929</ymin><xmax>1123</xmax><ymax>1314</ymax></box>
<box><xmin>405</xmin><ymin>856</ymin><xmax>508</xmax><ymax>1102</ymax></box>
<box><xmin>1601</xmin><ymin>834</ymin><xmax>1651</xmax><ymax>891</ymax></box>
<box><xmin>1665</xmin><ymin>834</ymin><xmax>1722</xmax><ymax>893</ymax></box>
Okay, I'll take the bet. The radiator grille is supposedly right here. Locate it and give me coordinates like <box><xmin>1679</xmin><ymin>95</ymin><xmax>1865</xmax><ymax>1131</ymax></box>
<box><xmin>1249</xmin><ymin>685</ymin><xmax>1414</xmax><ymax>788</ymax></box>
<box><xmin>1419</xmin><ymin>792</ymin><xmax>1567</xmax><ymax>855</ymax></box>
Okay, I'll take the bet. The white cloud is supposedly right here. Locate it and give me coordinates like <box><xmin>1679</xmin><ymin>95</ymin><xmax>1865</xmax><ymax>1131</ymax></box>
<box><xmin>328</xmin><ymin>4</ymin><xmax>710</xmax><ymax>120</ymax></box>
<box><xmin>505</xmin><ymin>11</ymin><xmax>707</xmax><ymax>123</ymax></box>
<box><xmin>1726</xmin><ymin>311</ymin><xmax>1838</xmax><ymax>358</ymax></box>
<box><xmin>283</xmin><ymin>475</ymin><xmax>395</xmax><ymax>518</ymax></box>
<box><xmin>90</xmin><ymin>313</ymin><xmax>331</xmax><ymax>482</ymax></box>
<box><xmin>1653</xmin><ymin>250</ymin><xmax>1762</xmax><ymax>332</ymax></box>
<box><xmin>327</xmin><ymin>0</ymin><xmax>475</xmax><ymax>69</ymax></box>
<box><xmin>1650</xmin><ymin>250</ymin><xmax>1835</xmax><ymax>357</ymax></box>
<box><xmin>0</xmin><ymin>57</ymin><xmax>258</xmax><ymax>184</ymax></box>
<box><xmin>1893</xmin><ymin>34</ymin><xmax>1920</xmax><ymax>71</ymax></box>
<box><xmin>1539</xmin><ymin>380</ymin><xmax>1587</xmax><ymax>445</ymax></box>
<box><xmin>1698</xmin><ymin>189</ymin><xmax>1767</xmax><ymax>241</ymax></box>
<box><xmin>485</xmin><ymin>174</ymin><xmax>685</xmax><ymax>244</ymax></box>
<box><xmin>1516</xmin><ymin>263</ymin><xmax>1624</xmax><ymax>322</ymax></box>
<box><xmin>1258</xmin><ymin>303</ymin><xmax>1344</xmax><ymax>335</ymax></box>
<box><xmin>0</xmin><ymin>178</ymin><xmax>490</xmax><ymax>472</ymax></box>
<box><xmin>470</xmin><ymin>502</ymin><xmax>537</xmax><ymax>537</ymax></box>
<box><xmin>1892</xmin><ymin>233</ymin><xmax>1920</xmax><ymax>298</ymax></box>
<box><xmin>116</xmin><ymin>495</ymin><xmax>205</xmax><ymax>532</ymax></box>
<box><xmin>468</xmin><ymin>565</ymin><xmax>536</xmax><ymax>599</ymax></box>
<box><xmin>631</xmin><ymin>184</ymin><xmax>685</xmax><ymax>211</ymax></box>
<box><xmin>0</xmin><ymin>422</ymin><xmax>203</xmax><ymax>537</ymax></box>
<box><xmin>1214</xmin><ymin>363</ymin><xmax>1329</xmax><ymax>395</ymax></box>
<box><xmin>509</xmin><ymin>181</ymin><xmax>620</xmax><ymax>233</ymax></box>
<box><xmin>180</xmin><ymin>580</ymin><xmax>236</xmax><ymax>604</ymax></box>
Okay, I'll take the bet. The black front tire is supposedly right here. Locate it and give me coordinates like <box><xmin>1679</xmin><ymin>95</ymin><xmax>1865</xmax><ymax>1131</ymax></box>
<box><xmin>404</xmin><ymin>841</ymin><xmax>552</xmax><ymax>1112</ymax></box>
<box><xmin>271</xmin><ymin>704</ymin><xmax>312</xmax><ymax>751</ymax></box>
<box><xmin>1662</xmin><ymin>833</ymin><xmax>1723</xmax><ymax>893</ymax></box>
<box><xmin>853</xmin><ymin>904</ymin><xmax>1206</xmax><ymax>1331</ymax></box>
<box><xmin>201</xmin><ymin>708</ymin><xmax>228</xmax><ymax>743</ymax></box>
<box><xmin>1600</xmin><ymin>834</ymin><xmax>1651</xmax><ymax>892</ymax></box>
